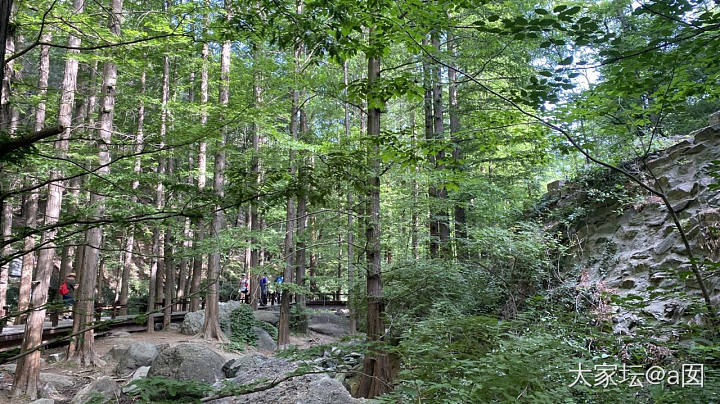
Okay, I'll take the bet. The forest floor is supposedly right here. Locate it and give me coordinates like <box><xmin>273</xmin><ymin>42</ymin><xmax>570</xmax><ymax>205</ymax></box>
<box><xmin>0</xmin><ymin>326</ymin><xmax>342</xmax><ymax>403</ymax></box>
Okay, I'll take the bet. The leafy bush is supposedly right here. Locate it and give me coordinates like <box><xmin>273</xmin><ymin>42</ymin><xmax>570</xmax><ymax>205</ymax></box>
<box><xmin>227</xmin><ymin>305</ymin><xmax>279</xmax><ymax>350</ymax></box>
<box><xmin>229</xmin><ymin>304</ymin><xmax>257</xmax><ymax>346</ymax></box>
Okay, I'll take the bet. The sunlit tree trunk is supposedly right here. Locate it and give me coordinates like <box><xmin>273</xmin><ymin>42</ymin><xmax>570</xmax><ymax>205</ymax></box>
<box><xmin>200</xmin><ymin>24</ymin><xmax>230</xmax><ymax>341</ymax></box>
<box><xmin>13</xmin><ymin>0</ymin><xmax>85</xmax><ymax>397</ymax></box>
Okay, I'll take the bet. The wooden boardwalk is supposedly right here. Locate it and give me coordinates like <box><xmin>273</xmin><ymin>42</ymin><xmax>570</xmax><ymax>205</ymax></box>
<box><xmin>0</xmin><ymin>311</ymin><xmax>187</xmax><ymax>352</ymax></box>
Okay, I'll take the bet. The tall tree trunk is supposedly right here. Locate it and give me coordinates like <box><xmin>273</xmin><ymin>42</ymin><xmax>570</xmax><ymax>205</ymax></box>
<box><xmin>189</xmin><ymin>32</ymin><xmax>210</xmax><ymax>313</ymax></box>
<box><xmin>422</xmin><ymin>37</ymin><xmax>439</xmax><ymax>258</ymax></box>
<box><xmin>0</xmin><ymin>195</ymin><xmax>11</xmax><ymax>318</ymax></box>
<box><xmin>148</xmin><ymin>35</ymin><xmax>171</xmax><ymax>331</ymax></box>
<box><xmin>163</xmin><ymin>154</ymin><xmax>175</xmax><ymax>328</ymax></box>
<box><xmin>410</xmin><ymin>112</ymin><xmax>419</xmax><ymax>261</ymax></box>
<box><xmin>16</xmin><ymin>34</ymin><xmax>53</xmax><ymax>323</ymax></box>
<box><xmin>294</xmin><ymin>109</ymin><xmax>308</xmax><ymax>331</ymax></box>
<box><xmin>0</xmin><ymin>12</ymin><xmax>17</xmax><ymax>316</ymax></box>
<box><xmin>357</xmin><ymin>34</ymin><xmax>391</xmax><ymax>398</ymax></box>
<box><xmin>13</xmin><ymin>0</ymin><xmax>85</xmax><ymax>397</ymax></box>
<box><xmin>431</xmin><ymin>32</ymin><xmax>450</xmax><ymax>257</ymax></box>
<box><xmin>1</xmin><ymin>4</ymin><xmax>15</xmax><ymax>130</ymax></box>
<box><xmin>119</xmin><ymin>68</ymin><xmax>145</xmax><ymax>316</ymax></box>
<box><xmin>59</xmin><ymin>61</ymin><xmax>96</xmax><ymax>284</ymax></box>
<box><xmin>344</xmin><ymin>60</ymin><xmax>356</xmax><ymax>333</ymax></box>
<box><xmin>200</xmin><ymin>28</ymin><xmax>230</xmax><ymax>341</ymax></box>
<box><xmin>248</xmin><ymin>44</ymin><xmax>262</xmax><ymax>310</ymax></box>
<box><xmin>447</xmin><ymin>32</ymin><xmax>466</xmax><ymax>260</ymax></box>
<box><xmin>278</xmin><ymin>0</ymin><xmax>303</xmax><ymax>348</ymax></box>
<box><xmin>68</xmin><ymin>0</ymin><xmax>123</xmax><ymax>366</ymax></box>
<box><xmin>176</xmin><ymin>217</ymin><xmax>190</xmax><ymax>310</ymax></box>
<box><xmin>0</xmin><ymin>0</ymin><xmax>12</xmax><ymax>106</ymax></box>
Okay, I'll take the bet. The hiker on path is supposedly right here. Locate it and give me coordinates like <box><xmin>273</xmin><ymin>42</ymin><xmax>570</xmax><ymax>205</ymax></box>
<box><xmin>239</xmin><ymin>274</ymin><xmax>250</xmax><ymax>304</ymax></box>
<box><xmin>260</xmin><ymin>273</ymin><xmax>269</xmax><ymax>306</ymax></box>
<box><xmin>58</xmin><ymin>273</ymin><xmax>76</xmax><ymax>319</ymax></box>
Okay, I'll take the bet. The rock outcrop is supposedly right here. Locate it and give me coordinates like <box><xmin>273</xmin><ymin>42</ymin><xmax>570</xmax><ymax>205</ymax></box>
<box><xmin>211</xmin><ymin>354</ymin><xmax>362</xmax><ymax>404</ymax></box>
<box><xmin>544</xmin><ymin>119</ymin><xmax>720</xmax><ymax>329</ymax></box>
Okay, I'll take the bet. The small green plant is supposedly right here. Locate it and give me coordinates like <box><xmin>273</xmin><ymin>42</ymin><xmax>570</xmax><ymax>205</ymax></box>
<box><xmin>126</xmin><ymin>376</ymin><xmax>211</xmax><ymax>403</ymax></box>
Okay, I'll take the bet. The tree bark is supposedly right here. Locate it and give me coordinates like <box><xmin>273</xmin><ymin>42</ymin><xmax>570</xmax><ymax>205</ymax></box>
<box><xmin>200</xmin><ymin>29</ymin><xmax>230</xmax><ymax>341</ymax></box>
<box><xmin>13</xmin><ymin>0</ymin><xmax>84</xmax><ymax>397</ymax></box>
<box><xmin>357</xmin><ymin>37</ymin><xmax>391</xmax><ymax>399</ymax></box>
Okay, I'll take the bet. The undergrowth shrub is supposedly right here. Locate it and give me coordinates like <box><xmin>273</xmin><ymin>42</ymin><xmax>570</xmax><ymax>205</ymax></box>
<box><xmin>381</xmin><ymin>297</ymin><xmax>719</xmax><ymax>403</ymax></box>
<box><xmin>229</xmin><ymin>304</ymin><xmax>257</xmax><ymax>346</ymax></box>
<box><xmin>126</xmin><ymin>376</ymin><xmax>211</xmax><ymax>403</ymax></box>
<box><xmin>226</xmin><ymin>305</ymin><xmax>279</xmax><ymax>351</ymax></box>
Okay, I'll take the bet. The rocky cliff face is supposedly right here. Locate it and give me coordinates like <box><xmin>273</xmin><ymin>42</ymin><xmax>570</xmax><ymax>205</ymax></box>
<box><xmin>543</xmin><ymin>118</ymin><xmax>720</xmax><ymax>333</ymax></box>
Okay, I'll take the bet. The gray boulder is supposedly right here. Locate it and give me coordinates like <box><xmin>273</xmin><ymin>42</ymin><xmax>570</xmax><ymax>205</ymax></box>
<box><xmin>253</xmin><ymin>326</ymin><xmax>276</xmax><ymax>351</ymax></box>
<box><xmin>40</xmin><ymin>373</ymin><xmax>75</xmax><ymax>389</ymax></box>
<box><xmin>308</xmin><ymin>312</ymin><xmax>350</xmax><ymax>336</ymax></box>
<box><xmin>148</xmin><ymin>343</ymin><xmax>225</xmax><ymax>384</ymax></box>
<box><xmin>115</xmin><ymin>341</ymin><xmax>159</xmax><ymax>375</ymax></box>
<box><xmin>309</xmin><ymin>322</ymin><xmax>349</xmax><ymax>337</ymax></box>
<box><xmin>181</xmin><ymin>310</ymin><xmax>205</xmax><ymax>335</ymax></box>
<box><xmin>227</xmin><ymin>354</ymin><xmax>297</xmax><ymax>386</ymax></box>
<box><xmin>0</xmin><ymin>363</ymin><xmax>16</xmax><ymax>372</ymax></box>
<box><xmin>70</xmin><ymin>376</ymin><xmax>120</xmax><ymax>404</ymax></box>
<box><xmin>253</xmin><ymin>309</ymin><xmax>280</xmax><ymax>325</ymax></box>
<box><xmin>30</xmin><ymin>399</ymin><xmax>55</xmax><ymax>404</ymax></box>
